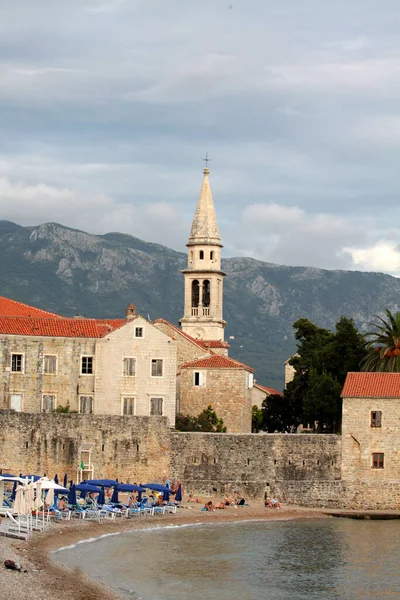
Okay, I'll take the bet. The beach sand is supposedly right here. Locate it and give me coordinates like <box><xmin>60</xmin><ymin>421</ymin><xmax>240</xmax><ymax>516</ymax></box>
<box><xmin>0</xmin><ymin>501</ymin><xmax>325</xmax><ymax>600</ymax></box>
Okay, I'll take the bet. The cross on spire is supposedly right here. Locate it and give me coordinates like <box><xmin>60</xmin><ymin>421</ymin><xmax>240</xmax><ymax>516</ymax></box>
<box><xmin>203</xmin><ymin>152</ymin><xmax>211</xmax><ymax>169</ymax></box>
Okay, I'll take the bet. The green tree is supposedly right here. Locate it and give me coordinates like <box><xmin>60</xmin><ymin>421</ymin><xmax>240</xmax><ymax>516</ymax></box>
<box><xmin>278</xmin><ymin>316</ymin><xmax>366</xmax><ymax>433</ymax></box>
<box><xmin>252</xmin><ymin>405</ymin><xmax>263</xmax><ymax>433</ymax></box>
<box><xmin>261</xmin><ymin>393</ymin><xmax>301</xmax><ymax>433</ymax></box>
<box><xmin>362</xmin><ymin>309</ymin><xmax>400</xmax><ymax>372</ymax></box>
<box><xmin>175</xmin><ymin>405</ymin><xmax>227</xmax><ymax>432</ymax></box>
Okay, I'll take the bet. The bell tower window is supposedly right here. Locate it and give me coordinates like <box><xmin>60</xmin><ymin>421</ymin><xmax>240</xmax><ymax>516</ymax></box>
<box><xmin>210</xmin><ymin>251</ymin><xmax>214</xmax><ymax>260</ymax></box>
<box><xmin>199</xmin><ymin>250</ymin><xmax>204</xmax><ymax>260</ymax></box>
<box><xmin>203</xmin><ymin>280</ymin><xmax>210</xmax><ymax>307</ymax></box>
<box><xmin>192</xmin><ymin>280</ymin><xmax>200</xmax><ymax>307</ymax></box>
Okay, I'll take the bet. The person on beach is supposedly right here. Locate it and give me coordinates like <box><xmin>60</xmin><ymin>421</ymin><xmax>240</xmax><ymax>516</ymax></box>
<box><xmin>265</xmin><ymin>497</ymin><xmax>282</xmax><ymax>509</ymax></box>
<box><xmin>57</xmin><ymin>496</ymin><xmax>68</xmax><ymax>511</ymax></box>
<box><xmin>204</xmin><ymin>500</ymin><xmax>215</xmax><ymax>512</ymax></box>
<box><xmin>188</xmin><ymin>493</ymin><xmax>201</xmax><ymax>503</ymax></box>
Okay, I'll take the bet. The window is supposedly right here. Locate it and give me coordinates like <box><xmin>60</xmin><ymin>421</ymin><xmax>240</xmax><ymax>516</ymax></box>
<box><xmin>43</xmin><ymin>355</ymin><xmax>57</xmax><ymax>374</ymax></box>
<box><xmin>81</xmin><ymin>356</ymin><xmax>94</xmax><ymax>375</ymax></box>
<box><xmin>247</xmin><ymin>373</ymin><xmax>254</xmax><ymax>389</ymax></box>
<box><xmin>42</xmin><ymin>394</ymin><xmax>55</xmax><ymax>413</ymax></box>
<box><xmin>210</xmin><ymin>251</ymin><xmax>214</xmax><ymax>260</ymax></box>
<box><xmin>10</xmin><ymin>393</ymin><xmax>22</xmax><ymax>412</ymax></box>
<box><xmin>202</xmin><ymin>280</ymin><xmax>210</xmax><ymax>307</ymax></box>
<box><xmin>371</xmin><ymin>411</ymin><xmax>382</xmax><ymax>428</ymax></box>
<box><xmin>192</xmin><ymin>280</ymin><xmax>200</xmax><ymax>307</ymax></box>
<box><xmin>79</xmin><ymin>396</ymin><xmax>93</xmax><ymax>414</ymax></box>
<box><xmin>199</xmin><ymin>250</ymin><xmax>204</xmax><ymax>260</ymax></box>
<box><xmin>123</xmin><ymin>357</ymin><xmax>136</xmax><ymax>377</ymax></box>
<box><xmin>151</xmin><ymin>359</ymin><xmax>163</xmax><ymax>377</ymax></box>
<box><xmin>150</xmin><ymin>397</ymin><xmax>163</xmax><ymax>415</ymax></box>
<box><xmin>122</xmin><ymin>397</ymin><xmax>134</xmax><ymax>416</ymax></box>
<box><xmin>135</xmin><ymin>327</ymin><xmax>144</xmax><ymax>338</ymax></box>
<box><xmin>11</xmin><ymin>353</ymin><xmax>23</xmax><ymax>373</ymax></box>
<box><xmin>194</xmin><ymin>371</ymin><xmax>206</xmax><ymax>386</ymax></box>
<box><xmin>372</xmin><ymin>453</ymin><xmax>384</xmax><ymax>469</ymax></box>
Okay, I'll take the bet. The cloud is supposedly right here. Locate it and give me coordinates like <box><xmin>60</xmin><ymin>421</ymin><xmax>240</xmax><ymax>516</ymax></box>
<box><xmin>344</xmin><ymin>243</ymin><xmax>400</xmax><ymax>275</ymax></box>
<box><xmin>325</xmin><ymin>36</ymin><xmax>370</xmax><ymax>51</ymax></box>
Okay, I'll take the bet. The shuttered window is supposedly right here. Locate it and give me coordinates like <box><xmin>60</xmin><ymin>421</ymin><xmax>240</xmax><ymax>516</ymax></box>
<box><xmin>43</xmin><ymin>355</ymin><xmax>57</xmax><ymax>374</ymax></box>
<box><xmin>123</xmin><ymin>357</ymin><xmax>136</xmax><ymax>377</ymax></box>
<box><xmin>151</xmin><ymin>359</ymin><xmax>163</xmax><ymax>377</ymax></box>
<box><xmin>42</xmin><ymin>395</ymin><xmax>55</xmax><ymax>413</ymax></box>
<box><xmin>193</xmin><ymin>371</ymin><xmax>206</xmax><ymax>386</ymax></box>
<box><xmin>150</xmin><ymin>397</ymin><xmax>163</xmax><ymax>416</ymax></box>
<box><xmin>372</xmin><ymin>453</ymin><xmax>384</xmax><ymax>469</ymax></box>
<box><xmin>122</xmin><ymin>397</ymin><xmax>134</xmax><ymax>416</ymax></box>
<box><xmin>79</xmin><ymin>396</ymin><xmax>93</xmax><ymax>414</ymax></box>
<box><xmin>370</xmin><ymin>411</ymin><xmax>382</xmax><ymax>428</ymax></box>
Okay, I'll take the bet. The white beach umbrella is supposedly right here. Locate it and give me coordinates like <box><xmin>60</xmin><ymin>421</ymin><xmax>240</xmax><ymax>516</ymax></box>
<box><xmin>34</xmin><ymin>477</ymin><xmax>68</xmax><ymax>491</ymax></box>
<box><xmin>34</xmin><ymin>481</ymin><xmax>43</xmax><ymax>510</ymax></box>
<box><xmin>25</xmin><ymin>483</ymin><xmax>35</xmax><ymax>512</ymax></box>
<box><xmin>13</xmin><ymin>485</ymin><xmax>26</xmax><ymax>514</ymax></box>
<box><xmin>46</xmin><ymin>487</ymin><xmax>55</xmax><ymax>507</ymax></box>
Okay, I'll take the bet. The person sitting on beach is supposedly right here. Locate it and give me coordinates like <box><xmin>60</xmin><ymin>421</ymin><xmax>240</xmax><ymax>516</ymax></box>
<box><xmin>105</xmin><ymin>487</ymin><xmax>112</xmax><ymax>501</ymax></box>
<box><xmin>128</xmin><ymin>494</ymin><xmax>137</xmax><ymax>507</ymax></box>
<box><xmin>224</xmin><ymin>495</ymin><xmax>235</xmax><ymax>506</ymax></box>
<box><xmin>157</xmin><ymin>494</ymin><xmax>164</xmax><ymax>506</ymax></box>
<box><xmin>233</xmin><ymin>491</ymin><xmax>246</xmax><ymax>506</ymax></box>
<box><xmin>266</xmin><ymin>497</ymin><xmax>282</xmax><ymax>509</ymax></box>
<box><xmin>204</xmin><ymin>500</ymin><xmax>215</xmax><ymax>512</ymax></box>
<box><xmin>215</xmin><ymin>501</ymin><xmax>225</xmax><ymax>510</ymax></box>
<box><xmin>187</xmin><ymin>493</ymin><xmax>201</xmax><ymax>503</ymax></box>
<box><xmin>57</xmin><ymin>497</ymin><xmax>68</xmax><ymax>511</ymax></box>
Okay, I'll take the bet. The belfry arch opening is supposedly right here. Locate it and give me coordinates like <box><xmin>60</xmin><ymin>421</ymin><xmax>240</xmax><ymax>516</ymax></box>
<box><xmin>192</xmin><ymin>280</ymin><xmax>200</xmax><ymax>307</ymax></box>
<box><xmin>210</xmin><ymin>251</ymin><xmax>214</xmax><ymax>260</ymax></box>
<box><xmin>199</xmin><ymin>250</ymin><xmax>204</xmax><ymax>260</ymax></box>
<box><xmin>203</xmin><ymin>280</ymin><xmax>210</xmax><ymax>307</ymax></box>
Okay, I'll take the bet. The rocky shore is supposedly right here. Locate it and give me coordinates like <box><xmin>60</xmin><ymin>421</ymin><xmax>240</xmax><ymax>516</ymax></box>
<box><xmin>0</xmin><ymin>502</ymin><xmax>324</xmax><ymax>600</ymax></box>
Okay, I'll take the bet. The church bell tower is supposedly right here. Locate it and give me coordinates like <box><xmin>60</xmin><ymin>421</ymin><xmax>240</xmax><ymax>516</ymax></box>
<box><xmin>179</xmin><ymin>165</ymin><xmax>226</xmax><ymax>341</ymax></box>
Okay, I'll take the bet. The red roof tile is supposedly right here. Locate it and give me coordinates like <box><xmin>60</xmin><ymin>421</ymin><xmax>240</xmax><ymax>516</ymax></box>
<box><xmin>254</xmin><ymin>383</ymin><xmax>283</xmax><ymax>396</ymax></box>
<box><xmin>0</xmin><ymin>316</ymin><xmax>125</xmax><ymax>338</ymax></box>
<box><xmin>180</xmin><ymin>354</ymin><xmax>254</xmax><ymax>372</ymax></box>
<box><xmin>341</xmin><ymin>372</ymin><xmax>400</xmax><ymax>398</ymax></box>
<box><xmin>152</xmin><ymin>318</ymin><xmax>230</xmax><ymax>350</ymax></box>
<box><xmin>0</xmin><ymin>296</ymin><xmax>62</xmax><ymax>318</ymax></box>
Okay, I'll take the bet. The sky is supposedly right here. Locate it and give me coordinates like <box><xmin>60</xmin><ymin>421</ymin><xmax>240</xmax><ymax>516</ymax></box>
<box><xmin>1</xmin><ymin>0</ymin><xmax>400</xmax><ymax>274</ymax></box>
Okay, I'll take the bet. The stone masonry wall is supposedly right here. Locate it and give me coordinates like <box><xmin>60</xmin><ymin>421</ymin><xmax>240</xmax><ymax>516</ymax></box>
<box><xmin>179</xmin><ymin>368</ymin><xmax>253</xmax><ymax>433</ymax></box>
<box><xmin>153</xmin><ymin>321</ymin><xmax>209</xmax><ymax>366</ymax></box>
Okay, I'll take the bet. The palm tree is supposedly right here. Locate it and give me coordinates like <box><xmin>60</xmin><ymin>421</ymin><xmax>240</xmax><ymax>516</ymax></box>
<box><xmin>361</xmin><ymin>309</ymin><xmax>400</xmax><ymax>372</ymax></box>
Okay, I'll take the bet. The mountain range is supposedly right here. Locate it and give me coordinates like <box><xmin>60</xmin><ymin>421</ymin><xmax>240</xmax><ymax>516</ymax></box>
<box><xmin>1</xmin><ymin>219</ymin><xmax>399</xmax><ymax>390</ymax></box>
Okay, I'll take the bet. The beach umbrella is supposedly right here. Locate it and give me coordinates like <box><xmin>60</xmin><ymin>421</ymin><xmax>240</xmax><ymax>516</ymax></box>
<box><xmin>54</xmin><ymin>474</ymin><xmax>59</xmax><ymax>484</ymax></box>
<box><xmin>111</xmin><ymin>486</ymin><xmax>119</xmax><ymax>504</ymax></box>
<box><xmin>11</xmin><ymin>479</ymin><xmax>17</xmax><ymax>501</ymax></box>
<box><xmin>54</xmin><ymin>474</ymin><xmax>60</xmax><ymax>498</ymax></box>
<box><xmin>138</xmin><ymin>484</ymin><xmax>143</xmax><ymax>502</ymax></box>
<box><xmin>63</xmin><ymin>474</ymin><xmax>68</xmax><ymax>488</ymax></box>
<box><xmin>34</xmin><ymin>477</ymin><xmax>68</xmax><ymax>491</ymax></box>
<box><xmin>35</xmin><ymin>481</ymin><xmax>43</xmax><ymax>510</ymax></box>
<box><xmin>68</xmin><ymin>485</ymin><xmax>77</xmax><ymax>506</ymax></box>
<box><xmin>46</xmin><ymin>487</ymin><xmax>55</xmax><ymax>508</ymax></box>
<box><xmin>25</xmin><ymin>483</ymin><xmax>35</xmax><ymax>512</ymax></box>
<box><xmin>117</xmin><ymin>484</ymin><xmax>146</xmax><ymax>493</ymax></box>
<box><xmin>163</xmin><ymin>482</ymin><xmax>171</xmax><ymax>503</ymax></box>
<box><xmin>13</xmin><ymin>486</ymin><xmax>25</xmax><ymax>514</ymax></box>
<box><xmin>142</xmin><ymin>483</ymin><xmax>172</xmax><ymax>494</ymax></box>
<box><xmin>97</xmin><ymin>488</ymin><xmax>105</xmax><ymax>505</ymax></box>
<box><xmin>84</xmin><ymin>479</ymin><xmax>118</xmax><ymax>487</ymax></box>
<box><xmin>0</xmin><ymin>473</ymin><xmax>15</xmax><ymax>478</ymax></box>
<box><xmin>175</xmin><ymin>484</ymin><xmax>182</xmax><ymax>503</ymax></box>
<box><xmin>21</xmin><ymin>474</ymin><xmax>41</xmax><ymax>482</ymax></box>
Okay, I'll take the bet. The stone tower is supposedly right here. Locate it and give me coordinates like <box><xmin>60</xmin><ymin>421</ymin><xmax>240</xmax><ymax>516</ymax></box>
<box><xmin>180</xmin><ymin>167</ymin><xmax>226</xmax><ymax>341</ymax></box>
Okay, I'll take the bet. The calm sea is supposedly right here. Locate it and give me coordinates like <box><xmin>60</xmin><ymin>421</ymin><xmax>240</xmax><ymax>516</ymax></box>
<box><xmin>53</xmin><ymin>518</ymin><xmax>400</xmax><ymax>600</ymax></box>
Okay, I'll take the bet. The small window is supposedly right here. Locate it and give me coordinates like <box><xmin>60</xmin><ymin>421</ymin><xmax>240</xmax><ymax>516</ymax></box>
<box><xmin>81</xmin><ymin>356</ymin><xmax>94</xmax><ymax>375</ymax></box>
<box><xmin>150</xmin><ymin>397</ymin><xmax>163</xmax><ymax>416</ymax></box>
<box><xmin>135</xmin><ymin>327</ymin><xmax>143</xmax><ymax>338</ymax></box>
<box><xmin>247</xmin><ymin>373</ymin><xmax>254</xmax><ymax>389</ymax></box>
<box><xmin>372</xmin><ymin>453</ymin><xmax>384</xmax><ymax>469</ymax></box>
<box><xmin>199</xmin><ymin>250</ymin><xmax>204</xmax><ymax>260</ymax></box>
<box><xmin>371</xmin><ymin>411</ymin><xmax>382</xmax><ymax>428</ymax></box>
<box><xmin>210</xmin><ymin>251</ymin><xmax>214</xmax><ymax>260</ymax></box>
<box><xmin>123</xmin><ymin>357</ymin><xmax>136</xmax><ymax>377</ymax></box>
<box><xmin>42</xmin><ymin>394</ymin><xmax>56</xmax><ymax>413</ymax></box>
<box><xmin>151</xmin><ymin>359</ymin><xmax>163</xmax><ymax>377</ymax></box>
<box><xmin>43</xmin><ymin>355</ymin><xmax>57</xmax><ymax>374</ymax></box>
<box><xmin>194</xmin><ymin>371</ymin><xmax>205</xmax><ymax>386</ymax></box>
<box><xmin>79</xmin><ymin>396</ymin><xmax>93</xmax><ymax>414</ymax></box>
<box><xmin>11</xmin><ymin>353</ymin><xmax>24</xmax><ymax>373</ymax></box>
<box><xmin>122</xmin><ymin>397</ymin><xmax>134</xmax><ymax>416</ymax></box>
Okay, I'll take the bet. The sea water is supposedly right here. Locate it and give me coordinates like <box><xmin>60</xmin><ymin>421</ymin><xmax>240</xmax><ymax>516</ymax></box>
<box><xmin>53</xmin><ymin>518</ymin><xmax>400</xmax><ymax>600</ymax></box>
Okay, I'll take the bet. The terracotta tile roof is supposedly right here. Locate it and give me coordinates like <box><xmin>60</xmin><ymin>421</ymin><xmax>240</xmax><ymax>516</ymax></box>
<box><xmin>0</xmin><ymin>316</ymin><xmax>125</xmax><ymax>338</ymax></box>
<box><xmin>254</xmin><ymin>383</ymin><xmax>283</xmax><ymax>396</ymax></box>
<box><xmin>0</xmin><ymin>296</ymin><xmax>62</xmax><ymax>318</ymax></box>
<box><xmin>152</xmin><ymin>318</ymin><xmax>230</xmax><ymax>350</ymax></box>
<box><xmin>341</xmin><ymin>372</ymin><xmax>400</xmax><ymax>398</ymax></box>
<box><xmin>180</xmin><ymin>354</ymin><xmax>255</xmax><ymax>372</ymax></box>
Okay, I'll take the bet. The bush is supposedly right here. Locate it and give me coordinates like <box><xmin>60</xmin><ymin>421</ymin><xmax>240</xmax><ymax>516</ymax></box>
<box><xmin>175</xmin><ymin>405</ymin><xmax>227</xmax><ymax>432</ymax></box>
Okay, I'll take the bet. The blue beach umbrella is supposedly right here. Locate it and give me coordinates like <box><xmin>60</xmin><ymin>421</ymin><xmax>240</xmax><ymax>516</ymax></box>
<box><xmin>142</xmin><ymin>483</ymin><xmax>172</xmax><ymax>494</ymax></box>
<box><xmin>63</xmin><ymin>474</ymin><xmax>68</xmax><ymax>488</ymax></box>
<box><xmin>21</xmin><ymin>474</ymin><xmax>41</xmax><ymax>482</ymax></box>
<box><xmin>111</xmin><ymin>486</ymin><xmax>119</xmax><ymax>504</ymax></box>
<box><xmin>163</xmin><ymin>483</ymin><xmax>171</xmax><ymax>503</ymax></box>
<box><xmin>54</xmin><ymin>474</ymin><xmax>60</xmax><ymax>498</ymax></box>
<box><xmin>97</xmin><ymin>488</ymin><xmax>105</xmax><ymax>505</ymax></box>
<box><xmin>11</xmin><ymin>480</ymin><xmax>17</xmax><ymax>501</ymax></box>
<box><xmin>84</xmin><ymin>479</ymin><xmax>118</xmax><ymax>487</ymax></box>
<box><xmin>117</xmin><ymin>484</ymin><xmax>146</xmax><ymax>493</ymax></box>
<box><xmin>68</xmin><ymin>485</ymin><xmax>77</xmax><ymax>506</ymax></box>
<box><xmin>138</xmin><ymin>484</ymin><xmax>143</xmax><ymax>502</ymax></box>
<box><xmin>175</xmin><ymin>484</ymin><xmax>182</xmax><ymax>503</ymax></box>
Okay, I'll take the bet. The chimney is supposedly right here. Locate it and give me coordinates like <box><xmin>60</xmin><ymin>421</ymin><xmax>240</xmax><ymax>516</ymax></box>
<box><xmin>125</xmin><ymin>304</ymin><xmax>137</xmax><ymax>321</ymax></box>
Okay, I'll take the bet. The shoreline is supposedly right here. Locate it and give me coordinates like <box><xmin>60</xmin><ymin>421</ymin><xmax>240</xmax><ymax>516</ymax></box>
<box><xmin>0</xmin><ymin>503</ymin><xmax>327</xmax><ymax>600</ymax></box>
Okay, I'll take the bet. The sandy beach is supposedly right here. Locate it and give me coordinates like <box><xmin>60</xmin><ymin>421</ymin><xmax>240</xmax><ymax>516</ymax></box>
<box><xmin>0</xmin><ymin>501</ymin><xmax>326</xmax><ymax>600</ymax></box>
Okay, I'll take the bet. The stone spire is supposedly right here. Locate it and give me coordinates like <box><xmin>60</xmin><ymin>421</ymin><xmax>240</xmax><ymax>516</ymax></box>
<box><xmin>187</xmin><ymin>168</ymin><xmax>222</xmax><ymax>247</ymax></box>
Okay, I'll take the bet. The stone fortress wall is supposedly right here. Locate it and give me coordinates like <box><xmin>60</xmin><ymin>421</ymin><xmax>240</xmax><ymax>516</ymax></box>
<box><xmin>2</xmin><ymin>410</ymin><xmax>399</xmax><ymax>509</ymax></box>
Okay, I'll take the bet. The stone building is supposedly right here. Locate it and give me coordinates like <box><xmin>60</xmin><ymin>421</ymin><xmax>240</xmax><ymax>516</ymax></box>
<box><xmin>251</xmin><ymin>383</ymin><xmax>283</xmax><ymax>410</ymax></box>
<box><xmin>0</xmin><ymin>299</ymin><xmax>177</xmax><ymax>426</ymax></box>
<box><xmin>341</xmin><ymin>372</ymin><xmax>400</xmax><ymax>481</ymax></box>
